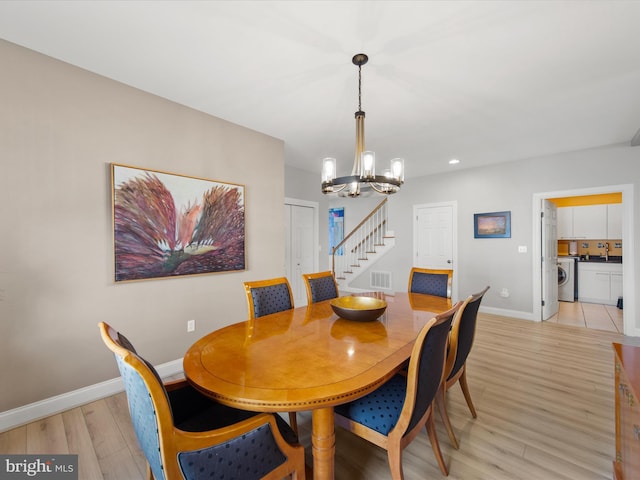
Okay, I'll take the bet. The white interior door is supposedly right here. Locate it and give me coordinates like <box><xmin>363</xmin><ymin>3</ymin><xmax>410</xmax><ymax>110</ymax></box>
<box><xmin>414</xmin><ymin>204</ymin><xmax>453</xmax><ymax>269</ymax></box>
<box><xmin>541</xmin><ymin>199</ymin><xmax>559</xmax><ymax>320</ymax></box>
<box><xmin>413</xmin><ymin>202</ymin><xmax>458</xmax><ymax>300</ymax></box>
<box><xmin>284</xmin><ymin>203</ymin><xmax>315</xmax><ymax>306</ymax></box>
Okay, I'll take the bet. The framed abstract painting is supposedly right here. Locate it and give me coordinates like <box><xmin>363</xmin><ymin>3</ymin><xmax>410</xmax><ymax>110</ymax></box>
<box><xmin>111</xmin><ymin>164</ymin><xmax>245</xmax><ymax>282</ymax></box>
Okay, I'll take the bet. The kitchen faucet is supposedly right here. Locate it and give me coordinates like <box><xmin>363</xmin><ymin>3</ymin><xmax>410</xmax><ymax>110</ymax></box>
<box><xmin>604</xmin><ymin>242</ymin><xmax>609</xmax><ymax>261</ymax></box>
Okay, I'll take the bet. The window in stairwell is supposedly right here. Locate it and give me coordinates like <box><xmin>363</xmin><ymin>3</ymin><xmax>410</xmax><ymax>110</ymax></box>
<box><xmin>329</xmin><ymin>207</ymin><xmax>344</xmax><ymax>256</ymax></box>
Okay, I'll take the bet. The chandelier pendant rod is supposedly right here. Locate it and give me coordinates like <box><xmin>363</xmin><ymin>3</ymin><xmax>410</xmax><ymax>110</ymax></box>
<box><xmin>353</xmin><ymin>54</ymin><xmax>367</xmax><ymax>178</ymax></box>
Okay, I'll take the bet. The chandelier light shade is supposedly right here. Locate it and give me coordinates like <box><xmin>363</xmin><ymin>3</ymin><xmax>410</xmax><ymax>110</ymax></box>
<box><xmin>321</xmin><ymin>53</ymin><xmax>404</xmax><ymax>197</ymax></box>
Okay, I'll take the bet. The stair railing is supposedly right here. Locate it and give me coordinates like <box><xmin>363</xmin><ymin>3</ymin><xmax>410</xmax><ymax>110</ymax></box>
<box><xmin>332</xmin><ymin>198</ymin><xmax>389</xmax><ymax>282</ymax></box>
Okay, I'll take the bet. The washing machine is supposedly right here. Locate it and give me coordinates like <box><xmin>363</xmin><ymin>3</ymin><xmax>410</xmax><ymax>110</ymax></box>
<box><xmin>558</xmin><ymin>257</ymin><xmax>576</xmax><ymax>302</ymax></box>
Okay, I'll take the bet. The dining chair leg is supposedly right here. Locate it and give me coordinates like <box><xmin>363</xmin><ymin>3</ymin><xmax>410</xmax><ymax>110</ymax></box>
<box><xmin>435</xmin><ymin>383</ymin><xmax>459</xmax><ymax>449</ymax></box>
<box><xmin>426</xmin><ymin>408</ymin><xmax>449</xmax><ymax>476</ymax></box>
<box><xmin>288</xmin><ymin>412</ymin><xmax>299</xmax><ymax>436</ymax></box>
<box><xmin>458</xmin><ymin>366</ymin><xmax>477</xmax><ymax>418</ymax></box>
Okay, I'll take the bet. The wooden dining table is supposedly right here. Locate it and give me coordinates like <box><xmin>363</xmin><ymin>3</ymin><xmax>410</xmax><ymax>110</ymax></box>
<box><xmin>183</xmin><ymin>291</ymin><xmax>452</xmax><ymax>480</ymax></box>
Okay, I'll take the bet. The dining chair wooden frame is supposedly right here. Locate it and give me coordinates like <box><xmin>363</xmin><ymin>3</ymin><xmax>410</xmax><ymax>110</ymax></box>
<box><xmin>243</xmin><ymin>277</ymin><xmax>298</xmax><ymax>434</ymax></box>
<box><xmin>436</xmin><ymin>285</ymin><xmax>490</xmax><ymax>450</ymax></box>
<box><xmin>98</xmin><ymin>321</ymin><xmax>305</xmax><ymax>480</ymax></box>
<box><xmin>302</xmin><ymin>271</ymin><xmax>339</xmax><ymax>304</ymax></box>
<box><xmin>334</xmin><ymin>302</ymin><xmax>462</xmax><ymax>478</ymax></box>
<box><xmin>243</xmin><ymin>277</ymin><xmax>295</xmax><ymax>319</ymax></box>
<box><xmin>408</xmin><ymin>267</ymin><xmax>453</xmax><ymax>299</ymax></box>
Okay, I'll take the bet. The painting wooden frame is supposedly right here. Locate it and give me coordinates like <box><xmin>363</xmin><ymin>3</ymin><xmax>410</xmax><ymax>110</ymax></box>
<box><xmin>111</xmin><ymin>163</ymin><xmax>245</xmax><ymax>282</ymax></box>
<box><xmin>474</xmin><ymin>211</ymin><xmax>511</xmax><ymax>238</ymax></box>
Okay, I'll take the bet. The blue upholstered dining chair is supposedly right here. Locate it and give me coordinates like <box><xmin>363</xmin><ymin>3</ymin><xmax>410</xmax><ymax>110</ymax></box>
<box><xmin>98</xmin><ymin>322</ymin><xmax>305</xmax><ymax>480</ymax></box>
<box><xmin>242</xmin><ymin>277</ymin><xmax>299</xmax><ymax>434</ymax></box>
<box><xmin>436</xmin><ymin>285</ymin><xmax>490</xmax><ymax>450</ymax></box>
<box><xmin>243</xmin><ymin>277</ymin><xmax>294</xmax><ymax>319</ymax></box>
<box><xmin>302</xmin><ymin>271</ymin><xmax>339</xmax><ymax>304</ymax></box>
<box><xmin>408</xmin><ymin>267</ymin><xmax>453</xmax><ymax>298</ymax></box>
<box><xmin>334</xmin><ymin>302</ymin><xmax>462</xmax><ymax>478</ymax></box>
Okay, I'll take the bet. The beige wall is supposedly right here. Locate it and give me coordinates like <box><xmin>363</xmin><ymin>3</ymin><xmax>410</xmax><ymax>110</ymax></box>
<box><xmin>0</xmin><ymin>40</ymin><xmax>286</xmax><ymax>411</ymax></box>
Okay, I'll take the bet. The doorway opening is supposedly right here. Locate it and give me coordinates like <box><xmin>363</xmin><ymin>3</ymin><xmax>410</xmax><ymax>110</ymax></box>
<box><xmin>532</xmin><ymin>184</ymin><xmax>635</xmax><ymax>337</ymax></box>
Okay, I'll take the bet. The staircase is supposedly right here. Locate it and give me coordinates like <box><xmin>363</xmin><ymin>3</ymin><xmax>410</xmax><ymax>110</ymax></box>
<box><xmin>331</xmin><ymin>198</ymin><xmax>396</xmax><ymax>292</ymax></box>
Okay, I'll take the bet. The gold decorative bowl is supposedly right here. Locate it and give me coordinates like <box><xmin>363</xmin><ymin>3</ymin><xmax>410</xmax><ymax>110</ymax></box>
<box><xmin>329</xmin><ymin>296</ymin><xmax>387</xmax><ymax>322</ymax></box>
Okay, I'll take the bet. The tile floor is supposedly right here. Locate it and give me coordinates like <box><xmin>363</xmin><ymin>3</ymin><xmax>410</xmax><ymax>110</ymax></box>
<box><xmin>546</xmin><ymin>300</ymin><xmax>623</xmax><ymax>332</ymax></box>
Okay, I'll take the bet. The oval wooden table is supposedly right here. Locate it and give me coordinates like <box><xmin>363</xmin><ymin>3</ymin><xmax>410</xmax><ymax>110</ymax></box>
<box><xmin>183</xmin><ymin>292</ymin><xmax>452</xmax><ymax>480</ymax></box>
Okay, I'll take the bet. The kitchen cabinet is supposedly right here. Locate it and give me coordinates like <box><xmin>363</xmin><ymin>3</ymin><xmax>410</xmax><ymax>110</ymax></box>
<box><xmin>611</xmin><ymin>271</ymin><xmax>623</xmax><ymax>303</ymax></box>
<box><xmin>557</xmin><ymin>207</ymin><xmax>573</xmax><ymax>239</ymax></box>
<box><xmin>608</xmin><ymin>203</ymin><xmax>623</xmax><ymax>239</ymax></box>
<box><xmin>573</xmin><ymin>204</ymin><xmax>607</xmax><ymax>238</ymax></box>
<box><xmin>613</xmin><ymin>343</ymin><xmax>640</xmax><ymax>480</ymax></box>
<box><xmin>557</xmin><ymin>205</ymin><xmax>607</xmax><ymax>239</ymax></box>
<box><xmin>578</xmin><ymin>262</ymin><xmax>623</xmax><ymax>305</ymax></box>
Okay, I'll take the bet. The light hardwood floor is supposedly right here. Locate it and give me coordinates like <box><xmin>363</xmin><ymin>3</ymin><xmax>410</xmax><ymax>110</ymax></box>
<box><xmin>2</xmin><ymin>312</ymin><xmax>639</xmax><ymax>479</ymax></box>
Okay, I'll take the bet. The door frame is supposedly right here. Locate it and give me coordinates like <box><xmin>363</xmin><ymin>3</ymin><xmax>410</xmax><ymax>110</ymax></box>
<box><xmin>284</xmin><ymin>197</ymin><xmax>319</xmax><ymax>304</ymax></box>
<box><xmin>413</xmin><ymin>201</ymin><xmax>459</xmax><ymax>301</ymax></box>
<box><xmin>532</xmin><ymin>184</ymin><xmax>635</xmax><ymax>336</ymax></box>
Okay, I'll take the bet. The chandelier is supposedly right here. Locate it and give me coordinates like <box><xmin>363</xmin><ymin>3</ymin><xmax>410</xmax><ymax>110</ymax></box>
<box><xmin>321</xmin><ymin>53</ymin><xmax>404</xmax><ymax>197</ymax></box>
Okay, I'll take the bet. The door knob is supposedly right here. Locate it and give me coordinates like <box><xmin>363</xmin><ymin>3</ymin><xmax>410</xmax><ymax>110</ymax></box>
<box><xmin>447</xmin><ymin>260</ymin><xmax>452</xmax><ymax>264</ymax></box>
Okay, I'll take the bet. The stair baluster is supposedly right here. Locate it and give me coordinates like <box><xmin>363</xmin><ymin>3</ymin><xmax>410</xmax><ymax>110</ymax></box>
<box><xmin>332</xmin><ymin>198</ymin><xmax>394</xmax><ymax>291</ymax></box>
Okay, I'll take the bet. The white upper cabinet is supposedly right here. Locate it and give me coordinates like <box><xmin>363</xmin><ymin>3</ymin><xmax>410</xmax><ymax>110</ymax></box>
<box><xmin>607</xmin><ymin>203</ymin><xmax>623</xmax><ymax>239</ymax></box>
<box><xmin>557</xmin><ymin>207</ymin><xmax>574</xmax><ymax>239</ymax></box>
<box><xmin>572</xmin><ymin>204</ymin><xmax>607</xmax><ymax>239</ymax></box>
<box><xmin>557</xmin><ymin>203</ymin><xmax>621</xmax><ymax>240</ymax></box>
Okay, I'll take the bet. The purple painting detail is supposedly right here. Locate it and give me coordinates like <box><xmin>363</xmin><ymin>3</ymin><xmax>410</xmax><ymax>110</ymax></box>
<box><xmin>112</xmin><ymin>164</ymin><xmax>245</xmax><ymax>282</ymax></box>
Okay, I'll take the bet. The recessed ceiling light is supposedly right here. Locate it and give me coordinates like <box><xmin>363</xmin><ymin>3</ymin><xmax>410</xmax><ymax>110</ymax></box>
<box><xmin>449</xmin><ymin>158</ymin><xmax>460</xmax><ymax>165</ymax></box>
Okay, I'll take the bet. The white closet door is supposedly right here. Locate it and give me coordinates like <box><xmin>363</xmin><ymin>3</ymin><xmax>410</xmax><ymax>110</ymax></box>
<box><xmin>285</xmin><ymin>203</ymin><xmax>315</xmax><ymax>306</ymax></box>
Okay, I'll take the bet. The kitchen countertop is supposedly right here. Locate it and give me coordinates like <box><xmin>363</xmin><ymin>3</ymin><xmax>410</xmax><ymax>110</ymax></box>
<box><xmin>577</xmin><ymin>255</ymin><xmax>622</xmax><ymax>264</ymax></box>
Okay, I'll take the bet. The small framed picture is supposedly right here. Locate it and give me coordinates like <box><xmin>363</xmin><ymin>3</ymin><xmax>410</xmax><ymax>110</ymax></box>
<box><xmin>474</xmin><ymin>211</ymin><xmax>511</xmax><ymax>238</ymax></box>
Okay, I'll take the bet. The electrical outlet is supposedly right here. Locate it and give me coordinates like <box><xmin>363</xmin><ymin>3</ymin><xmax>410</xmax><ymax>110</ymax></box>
<box><xmin>187</xmin><ymin>320</ymin><xmax>196</xmax><ymax>332</ymax></box>
<box><xmin>518</xmin><ymin>245</ymin><xmax>527</xmax><ymax>253</ymax></box>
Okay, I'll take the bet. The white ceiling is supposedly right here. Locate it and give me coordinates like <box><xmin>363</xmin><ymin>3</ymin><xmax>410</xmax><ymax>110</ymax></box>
<box><xmin>1</xmin><ymin>1</ymin><xmax>639</xmax><ymax>179</ymax></box>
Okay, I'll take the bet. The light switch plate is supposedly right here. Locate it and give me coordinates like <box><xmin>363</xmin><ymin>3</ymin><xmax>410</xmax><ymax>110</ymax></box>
<box><xmin>518</xmin><ymin>245</ymin><xmax>527</xmax><ymax>253</ymax></box>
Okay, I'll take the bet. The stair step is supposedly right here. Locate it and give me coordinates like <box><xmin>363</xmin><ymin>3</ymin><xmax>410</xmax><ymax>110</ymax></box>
<box><xmin>331</xmin><ymin>200</ymin><xmax>395</xmax><ymax>291</ymax></box>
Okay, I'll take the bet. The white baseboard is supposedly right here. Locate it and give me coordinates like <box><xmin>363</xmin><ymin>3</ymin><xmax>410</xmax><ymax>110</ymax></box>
<box><xmin>0</xmin><ymin>358</ymin><xmax>184</xmax><ymax>433</ymax></box>
<box><xmin>479</xmin><ymin>306</ymin><xmax>535</xmax><ymax>321</ymax></box>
